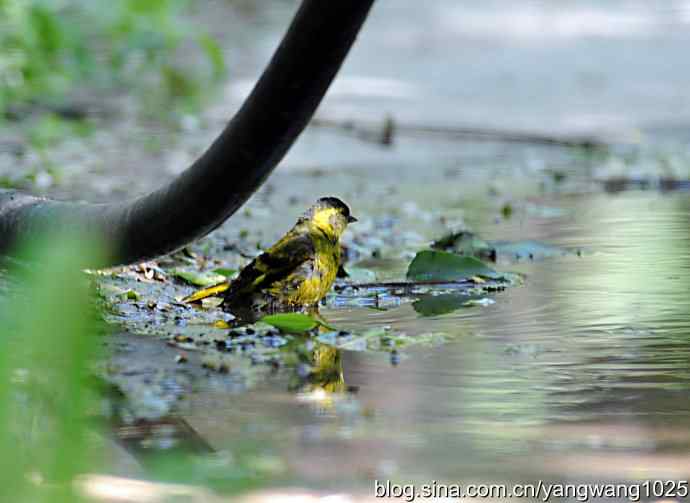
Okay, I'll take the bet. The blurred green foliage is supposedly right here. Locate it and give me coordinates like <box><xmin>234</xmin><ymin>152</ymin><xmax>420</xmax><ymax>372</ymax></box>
<box><xmin>0</xmin><ymin>234</ymin><xmax>288</xmax><ymax>500</ymax></box>
<box><xmin>0</xmin><ymin>233</ymin><xmax>106</xmax><ymax>502</ymax></box>
<box><xmin>0</xmin><ymin>0</ymin><xmax>226</xmax><ymax>117</ymax></box>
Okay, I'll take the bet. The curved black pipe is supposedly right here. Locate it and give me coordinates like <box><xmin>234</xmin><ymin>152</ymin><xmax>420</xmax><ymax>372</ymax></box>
<box><xmin>0</xmin><ymin>0</ymin><xmax>375</xmax><ymax>265</ymax></box>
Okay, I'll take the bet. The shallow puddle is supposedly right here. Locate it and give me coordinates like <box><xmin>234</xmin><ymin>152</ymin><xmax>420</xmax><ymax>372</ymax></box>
<box><xmin>121</xmin><ymin>189</ymin><xmax>686</xmax><ymax>493</ymax></box>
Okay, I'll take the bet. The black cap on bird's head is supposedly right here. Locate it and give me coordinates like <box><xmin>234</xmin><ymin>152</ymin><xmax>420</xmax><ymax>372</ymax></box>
<box><xmin>314</xmin><ymin>196</ymin><xmax>357</xmax><ymax>223</ymax></box>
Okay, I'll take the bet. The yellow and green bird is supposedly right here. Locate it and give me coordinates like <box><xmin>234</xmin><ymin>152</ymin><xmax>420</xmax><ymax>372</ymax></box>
<box><xmin>184</xmin><ymin>197</ymin><xmax>356</xmax><ymax>315</ymax></box>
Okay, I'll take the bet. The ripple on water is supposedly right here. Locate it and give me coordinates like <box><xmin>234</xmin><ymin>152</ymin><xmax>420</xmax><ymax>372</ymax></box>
<box><xmin>324</xmin><ymin>192</ymin><xmax>690</xmax><ymax>446</ymax></box>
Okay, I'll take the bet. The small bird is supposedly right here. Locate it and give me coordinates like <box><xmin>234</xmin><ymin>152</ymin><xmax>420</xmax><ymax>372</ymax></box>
<box><xmin>220</xmin><ymin>197</ymin><xmax>356</xmax><ymax>314</ymax></box>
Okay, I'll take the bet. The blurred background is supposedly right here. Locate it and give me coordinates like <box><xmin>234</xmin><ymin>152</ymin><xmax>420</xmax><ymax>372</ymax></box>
<box><xmin>3</xmin><ymin>1</ymin><xmax>690</xmax><ymax>502</ymax></box>
<box><xmin>5</xmin><ymin>0</ymin><xmax>690</xmax><ymax>198</ymax></box>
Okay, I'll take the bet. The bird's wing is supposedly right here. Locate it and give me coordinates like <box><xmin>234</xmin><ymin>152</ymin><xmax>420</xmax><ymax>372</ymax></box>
<box><xmin>225</xmin><ymin>229</ymin><xmax>315</xmax><ymax>299</ymax></box>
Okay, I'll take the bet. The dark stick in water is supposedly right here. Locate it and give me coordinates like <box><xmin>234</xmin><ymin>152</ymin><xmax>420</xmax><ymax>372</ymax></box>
<box><xmin>0</xmin><ymin>0</ymin><xmax>375</xmax><ymax>265</ymax></box>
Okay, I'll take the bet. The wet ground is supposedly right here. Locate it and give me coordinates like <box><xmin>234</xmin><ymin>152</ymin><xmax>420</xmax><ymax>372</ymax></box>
<box><xmin>99</xmin><ymin>171</ymin><xmax>690</xmax><ymax>490</ymax></box>
<box><xmin>7</xmin><ymin>0</ymin><xmax>690</xmax><ymax>500</ymax></box>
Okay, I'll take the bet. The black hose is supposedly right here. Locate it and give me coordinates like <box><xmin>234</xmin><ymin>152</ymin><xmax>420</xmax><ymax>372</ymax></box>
<box><xmin>0</xmin><ymin>0</ymin><xmax>375</xmax><ymax>265</ymax></box>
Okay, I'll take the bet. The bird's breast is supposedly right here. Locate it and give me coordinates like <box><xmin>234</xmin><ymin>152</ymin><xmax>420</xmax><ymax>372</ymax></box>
<box><xmin>291</xmin><ymin>247</ymin><xmax>338</xmax><ymax>305</ymax></box>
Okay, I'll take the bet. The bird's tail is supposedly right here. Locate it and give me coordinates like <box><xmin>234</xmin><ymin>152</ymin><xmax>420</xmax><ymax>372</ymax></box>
<box><xmin>181</xmin><ymin>281</ymin><xmax>230</xmax><ymax>304</ymax></box>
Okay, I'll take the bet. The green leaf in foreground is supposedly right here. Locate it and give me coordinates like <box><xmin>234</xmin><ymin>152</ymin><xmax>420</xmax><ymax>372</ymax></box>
<box><xmin>261</xmin><ymin>313</ymin><xmax>323</xmax><ymax>334</ymax></box>
<box><xmin>407</xmin><ymin>250</ymin><xmax>502</xmax><ymax>281</ymax></box>
<box><xmin>172</xmin><ymin>268</ymin><xmax>226</xmax><ymax>287</ymax></box>
<box><xmin>0</xmin><ymin>232</ymin><xmax>105</xmax><ymax>500</ymax></box>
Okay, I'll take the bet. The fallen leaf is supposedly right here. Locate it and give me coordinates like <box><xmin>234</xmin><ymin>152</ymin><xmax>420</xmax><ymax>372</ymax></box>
<box><xmin>260</xmin><ymin>313</ymin><xmax>321</xmax><ymax>334</ymax></box>
<box><xmin>407</xmin><ymin>250</ymin><xmax>502</xmax><ymax>282</ymax></box>
<box><xmin>212</xmin><ymin>268</ymin><xmax>237</xmax><ymax>278</ymax></box>
<box><xmin>172</xmin><ymin>269</ymin><xmax>226</xmax><ymax>287</ymax></box>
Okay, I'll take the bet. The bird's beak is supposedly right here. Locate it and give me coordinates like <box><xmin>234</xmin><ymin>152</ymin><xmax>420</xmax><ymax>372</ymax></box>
<box><xmin>347</xmin><ymin>215</ymin><xmax>358</xmax><ymax>223</ymax></box>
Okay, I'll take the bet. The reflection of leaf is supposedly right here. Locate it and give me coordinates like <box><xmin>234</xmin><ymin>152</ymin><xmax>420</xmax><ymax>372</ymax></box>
<box><xmin>261</xmin><ymin>313</ymin><xmax>321</xmax><ymax>334</ymax></box>
<box><xmin>172</xmin><ymin>269</ymin><xmax>226</xmax><ymax>287</ymax></box>
<box><xmin>413</xmin><ymin>293</ymin><xmax>487</xmax><ymax>316</ymax></box>
<box><xmin>407</xmin><ymin>251</ymin><xmax>502</xmax><ymax>281</ymax></box>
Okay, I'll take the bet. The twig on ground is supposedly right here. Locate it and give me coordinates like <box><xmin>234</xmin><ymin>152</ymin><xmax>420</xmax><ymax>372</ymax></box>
<box><xmin>312</xmin><ymin>116</ymin><xmax>636</xmax><ymax>148</ymax></box>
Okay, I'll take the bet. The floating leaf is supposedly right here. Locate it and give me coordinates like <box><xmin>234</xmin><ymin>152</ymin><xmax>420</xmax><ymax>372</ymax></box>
<box><xmin>172</xmin><ymin>268</ymin><xmax>226</xmax><ymax>287</ymax></box>
<box><xmin>407</xmin><ymin>251</ymin><xmax>502</xmax><ymax>282</ymax></box>
<box><xmin>260</xmin><ymin>313</ymin><xmax>321</xmax><ymax>334</ymax></box>
<box><xmin>125</xmin><ymin>289</ymin><xmax>140</xmax><ymax>301</ymax></box>
<box><xmin>212</xmin><ymin>268</ymin><xmax>236</xmax><ymax>278</ymax></box>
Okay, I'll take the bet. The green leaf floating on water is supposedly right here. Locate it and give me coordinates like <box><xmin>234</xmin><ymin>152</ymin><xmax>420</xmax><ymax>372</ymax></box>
<box><xmin>407</xmin><ymin>250</ymin><xmax>503</xmax><ymax>281</ymax></box>
<box><xmin>172</xmin><ymin>269</ymin><xmax>227</xmax><ymax>286</ymax></box>
<box><xmin>212</xmin><ymin>268</ymin><xmax>237</xmax><ymax>278</ymax></box>
<box><xmin>125</xmin><ymin>289</ymin><xmax>140</xmax><ymax>301</ymax></box>
<box><xmin>261</xmin><ymin>313</ymin><xmax>330</xmax><ymax>333</ymax></box>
